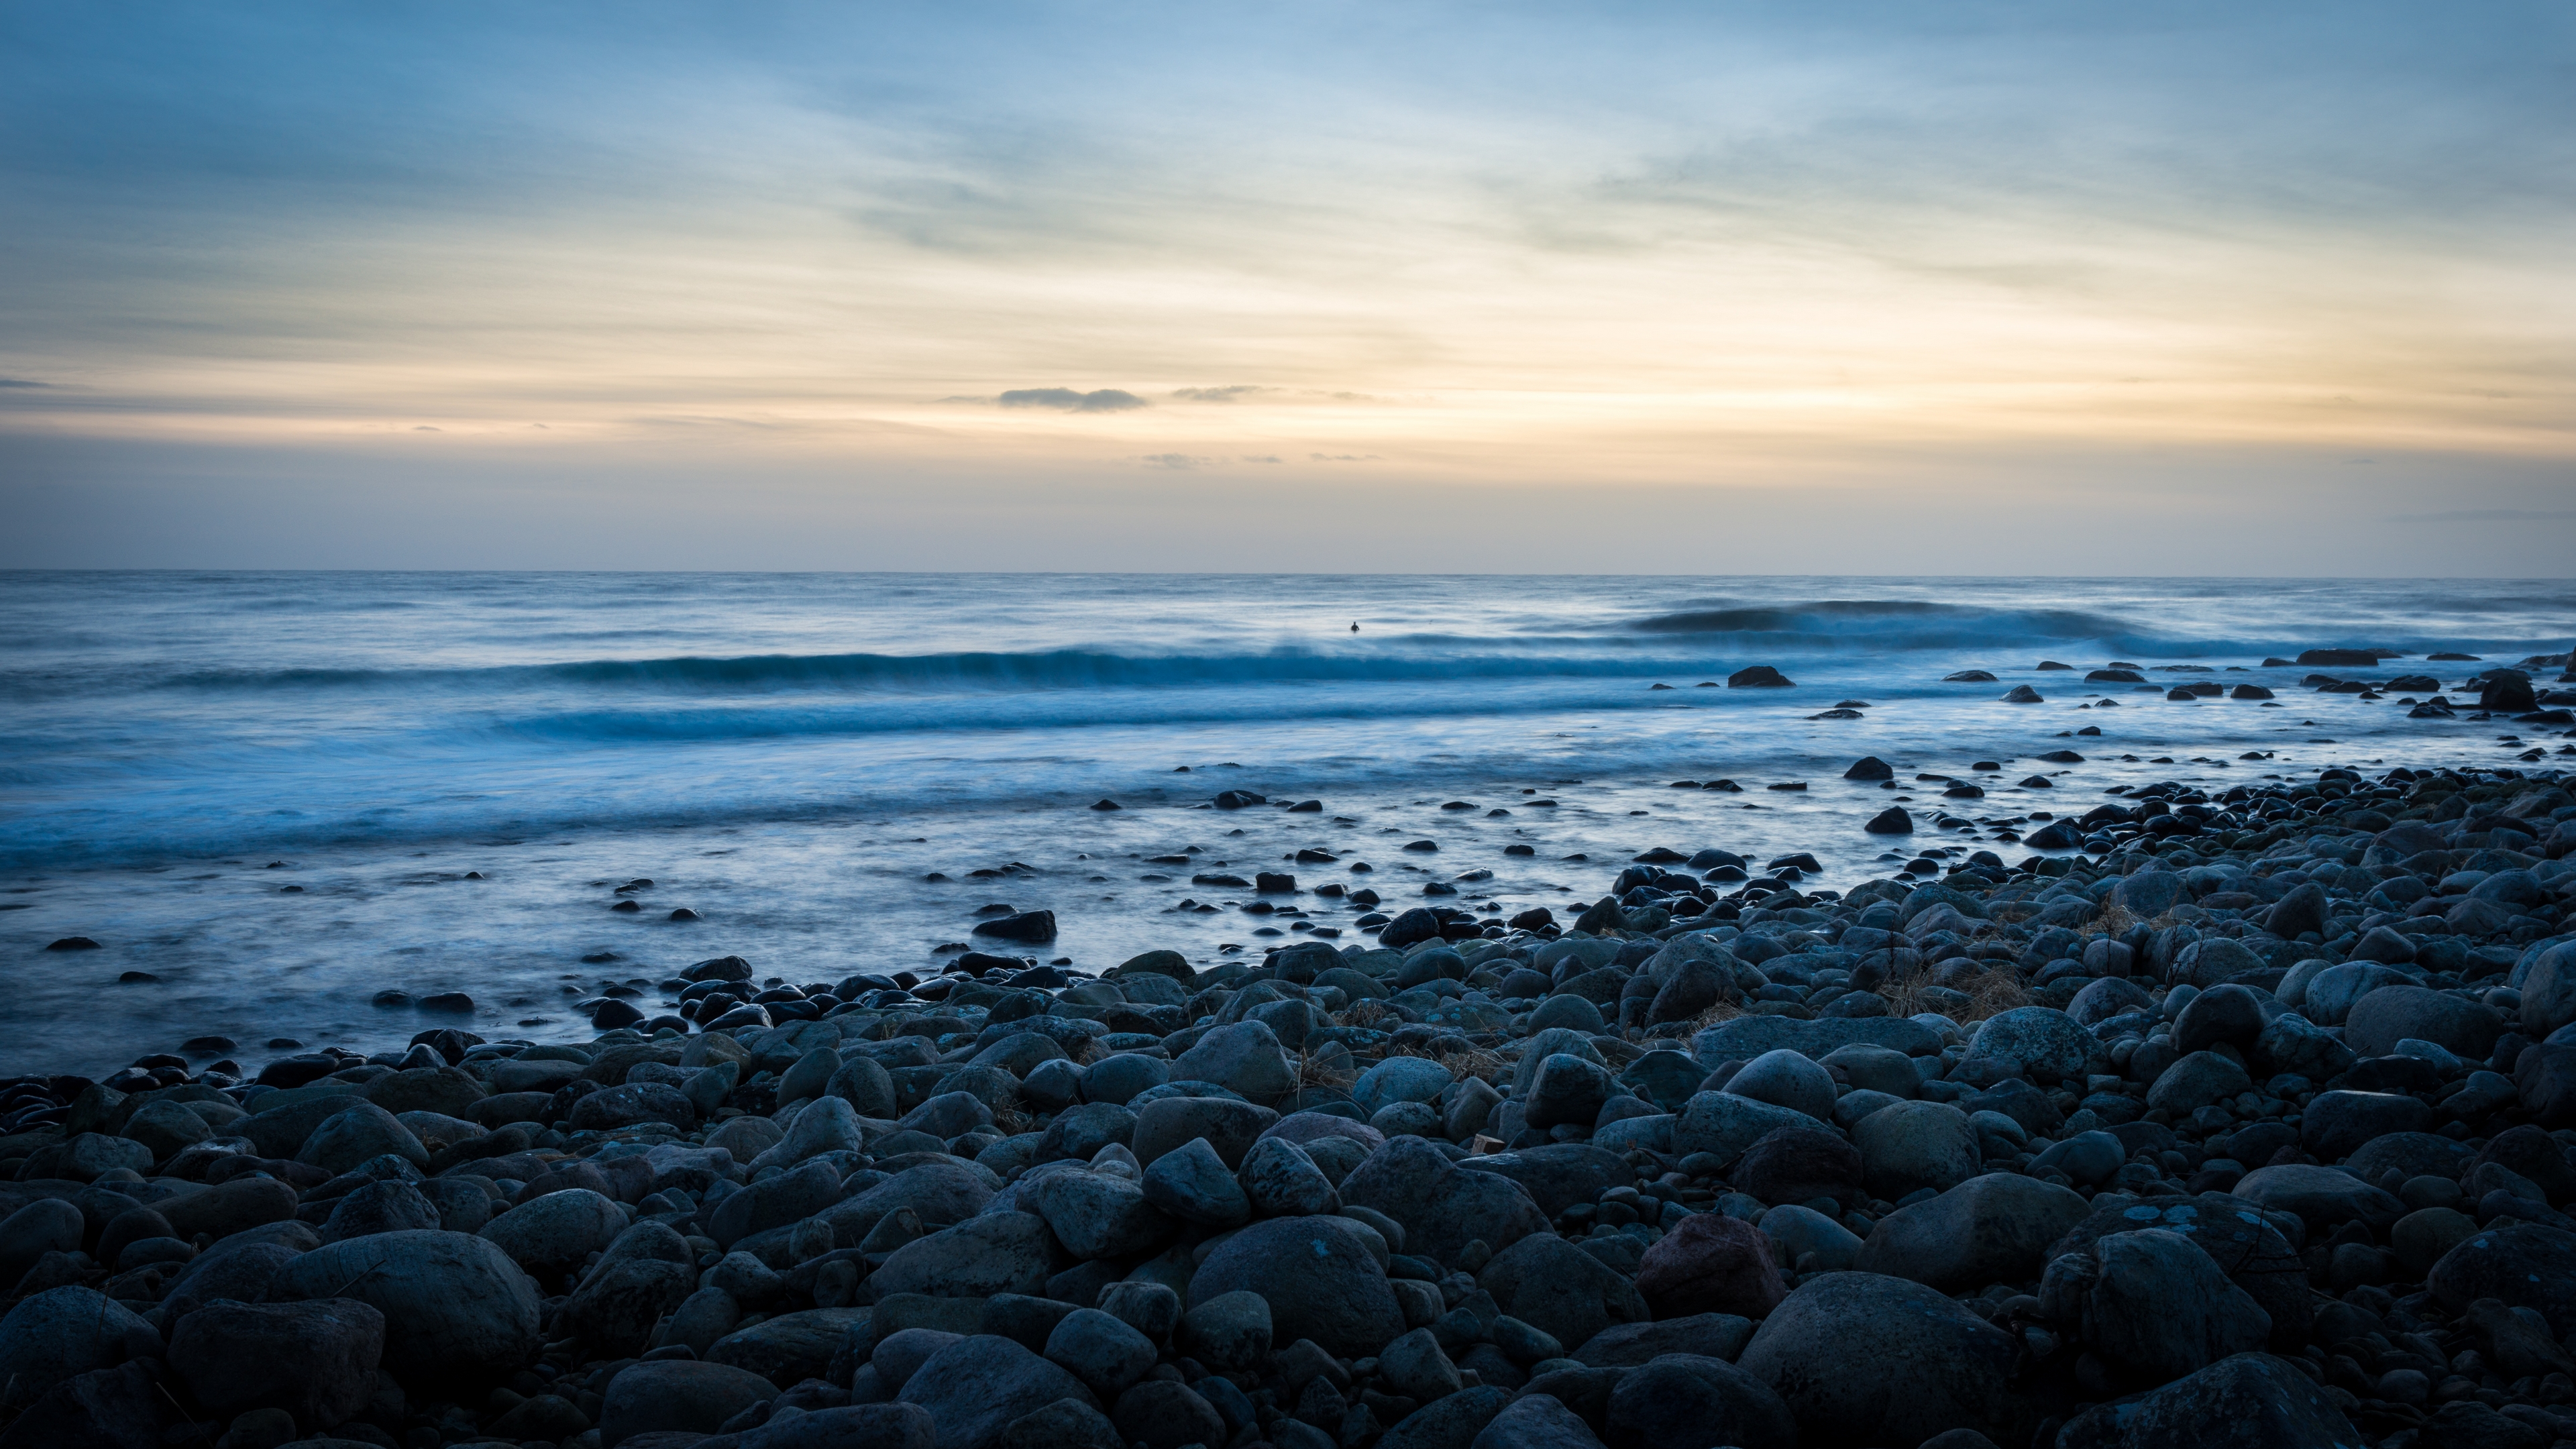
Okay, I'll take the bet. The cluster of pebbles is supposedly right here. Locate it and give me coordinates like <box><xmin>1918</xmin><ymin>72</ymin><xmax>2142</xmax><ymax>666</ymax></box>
<box><xmin>3</xmin><ymin>751</ymin><xmax>2575</xmax><ymax>1449</ymax></box>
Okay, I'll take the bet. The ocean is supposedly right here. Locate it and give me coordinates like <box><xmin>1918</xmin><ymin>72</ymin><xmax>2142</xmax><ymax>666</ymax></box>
<box><xmin>3</xmin><ymin>572</ymin><xmax>2569</xmax><ymax>1073</ymax></box>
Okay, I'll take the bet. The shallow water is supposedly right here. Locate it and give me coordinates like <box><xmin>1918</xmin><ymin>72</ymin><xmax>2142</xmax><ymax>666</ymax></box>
<box><xmin>3</xmin><ymin>572</ymin><xmax>2568</xmax><ymax>1073</ymax></box>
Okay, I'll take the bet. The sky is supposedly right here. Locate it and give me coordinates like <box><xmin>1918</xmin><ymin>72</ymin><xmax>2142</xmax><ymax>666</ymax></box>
<box><xmin>1</xmin><ymin>1</ymin><xmax>2570</xmax><ymax>572</ymax></box>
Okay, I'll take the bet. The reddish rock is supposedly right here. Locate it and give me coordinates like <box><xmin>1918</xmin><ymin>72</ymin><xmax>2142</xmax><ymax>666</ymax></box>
<box><xmin>1635</xmin><ymin>1212</ymin><xmax>1787</xmax><ymax>1320</ymax></box>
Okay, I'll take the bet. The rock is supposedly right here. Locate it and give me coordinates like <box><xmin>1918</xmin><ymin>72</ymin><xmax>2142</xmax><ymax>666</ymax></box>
<box><xmin>1179</xmin><ymin>1289</ymin><xmax>1272</xmax><ymax>1373</ymax></box>
<box><xmin>989</xmin><ymin>1397</ymin><xmax>1120</xmax><ymax>1449</ymax></box>
<box><xmin>1111</xmin><ymin>1379</ymin><xmax>1228</xmax><ymax>1449</ymax></box>
<box><xmin>1728</xmin><ymin>666</ymin><xmax>1792</xmax><ymax>688</ymax></box>
<box><xmin>1189</xmin><ymin>1216</ymin><xmax>1404</xmax><ymax>1356</ymax></box>
<box><xmin>750</xmin><ymin>1095</ymin><xmax>861</xmax><ymax>1170</ymax></box>
<box><xmin>478</xmin><ymin>1187</ymin><xmax>629</xmax><ymax>1277</ymax></box>
<box><xmin>2169</xmin><ymin>937</ymin><xmax>2268</xmax><ymax>991</ymax></box>
<box><xmin>1356</xmin><ymin>1057</ymin><xmax>1456</xmax><ymax>1118</ymax></box>
<box><xmin>1478</xmin><ymin>1232</ymin><xmax>1650</xmax><ymax>1351</ymax></box>
<box><xmin>1525</xmin><ymin>1054</ymin><xmax>1615</xmax><ymax>1130</ymax></box>
<box><xmin>2427</xmin><ymin>1223</ymin><xmax>2576</xmax><ymax>1335</ymax></box>
<box><xmin>559</xmin><ymin>1223</ymin><xmax>698</xmax><ymax>1357</ymax></box>
<box><xmin>1601</xmin><ymin>1353</ymin><xmax>1794</xmax><ymax>1449</ymax></box>
<box><xmin>2051</xmin><ymin>1352</ymin><xmax>2358</xmax><ymax>1449</ymax></box>
<box><xmin>1131</xmin><ymin>1095</ymin><xmax>1279</xmax><ymax>1169</ymax></box>
<box><xmin>168</xmin><ymin>1298</ymin><xmax>382</xmax><ymax>1426</ymax></box>
<box><xmin>1758</xmin><ymin>1203</ymin><xmax>1863</xmax><ymax>1273</ymax></box>
<box><xmin>708</xmin><ymin>1307</ymin><xmax>868</xmax><ymax>1387</ymax></box>
<box><xmin>119</xmin><ymin>1097</ymin><xmax>212</xmax><ymax>1159</ymax></box>
<box><xmin>1737</xmin><ymin>1273</ymin><xmax>2033</xmax><ymax>1448</ymax></box>
<box><xmin>1672</xmin><ymin>1091</ymin><xmax>1813</xmax><ymax>1163</ymax></box>
<box><xmin>1341</xmin><ymin>1136</ymin><xmax>1550</xmax><ymax>1268</ymax></box>
<box><xmin>1723</xmin><ymin>1050</ymin><xmax>1836</xmax><ymax>1120</ymax></box>
<box><xmin>2041</xmin><ymin>1228</ymin><xmax>2270</xmax><ymax>1386</ymax></box>
<box><xmin>1238</xmin><ymin>1136</ymin><xmax>1341</xmax><ymax>1218</ymax></box>
<box><xmin>319</xmin><ymin>1178</ymin><xmax>441</xmax><ymax>1243</ymax></box>
<box><xmin>896</xmin><ymin>1334</ymin><xmax>1099</xmax><ymax>1449</ymax></box>
<box><xmin>871</xmin><ymin>1213</ymin><xmax>1057</xmax><ymax>1301</ymax></box>
<box><xmin>822</xmin><ymin>1161</ymin><xmax>998</xmax><ymax>1250</ymax></box>
<box><xmin>1959</xmin><ymin>1008</ymin><xmax>2093</xmax><ymax>1085</ymax></box>
<box><xmin>266</xmin><ymin>1230</ymin><xmax>540</xmax><ymax>1386</ymax></box>
<box><xmin>1170</xmin><ymin>1021</ymin><xmax>1296</xmax><ymax>1106</ymax></box>
<box><xmin>1379</xmin><ymin>1386</ymin><xmax>1513</xmax><ymax>1449</ymax></box>
<box><xmin>0</xmin><ymin>1359</ymin><xmax>166</xmax><ymax>1449</ymax></box>
<box><xmin>1139</xmin><ymin>1136</ymin><xmax>1255</xmax><ymax>1227</ymax></box>
<box><xmin>0</xmin><ymin>1287</ymin><xmax>162</xmax><ymax>1414</ymax></box>
<box><xmin>294</xmin><ymin>1103</ymin><xmax>429</xmax><ymax>1175</ymax></box>
<box><xmin>599</xmin><ymin>1359</ymin><xmax>780</xmax><ymax>1448</ymax></box>
<box><xmin>1043</xmin><ymin>1307</ymin><xmax>1158</xmax><ymax>1397</ymax></box>
<box><xmin>1692</xmin><ymin>1014</ymin><xmax>1942</xmax><ymax>1066</ymax></box>
<box><xmin>2342</xmin><ymin>985</ymin><xmax>2504</xmax><ymax>1059</ymax></box>
<box><xmin>1024</xmin><ymin>1169</ymin><xmax>1177</xmax><ymax>1261</ymax></box>
<box><xmin>2231</xmin><ymin>1165</ymin><xmax>2405</xmax><ymax>1234</ymax></box>
<box><xmin>1855</xmin><ymin>1173</ymin><xmax>2090</xmax><ymax>1292</ymax></box>
<box><xmin>1728</xmin><ymin>1125</ymin><xmax>1864</xmax><ymax>1210</ymax></box>
<box><xmin>2145</xmin><ymin>1051</ymin><xmax>2253</xmax><ymax>1115</ymax></box>
<box><xmin>1572</xmin><ymin>1313</ymin><xmax>1753</xmax><ymax>1367</ymax></box>
<box><xmin>1633</xmin><ymin>1212</ymin><xmax>1784</xmax><ymax>1320</ymax></box>
<box><xmin>0</xmin><ymin>1199</ymin><xmax>85</xmax><ymax>1285</ymax></box>
<box><xmin>737</xmin><ymin>1404</ymin><xmax>938</xmax><ymax>1449</ymax></box>
<box><xmin>1851</xmin><ymin>1099</ymin><xmax>1979</xmax><ymax>1199</ymax></box>
<box><xmin>1456</xmin><ymin>1143</ymin><xmax>1629</xmax><ymax>1221</ymax></box>
<box><xmin>2171</xmin><ymin>985</ymin><xmax>2271</xmax><ymax>1055</ymax></box>
<box><xmin>1472</xmin><ymin>1393</ymin><xmax>1608</xmax><ymax>1449</ymax></box>
<box><xmin>2301</xmin><ymin>1091</ymin><xmax>2434</xmax><ymax>1162</ymax></box>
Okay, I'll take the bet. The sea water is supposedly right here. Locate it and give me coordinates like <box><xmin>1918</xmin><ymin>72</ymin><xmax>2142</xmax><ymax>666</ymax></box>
<box><xmin>2</xmin><ymin>572</ymin><xmax>2568</xmax><ymax>1072</ymax></box>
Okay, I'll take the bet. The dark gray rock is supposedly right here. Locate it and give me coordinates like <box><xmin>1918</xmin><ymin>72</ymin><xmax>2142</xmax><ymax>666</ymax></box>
<box><xmin>1477</xmin><ymin>1232</ymin><xmax>1649</xmax><ymax>1354</ymax></box>
<box><xmin>1851</xmin><ymin>1099</ymin><xmax>1979</xmax><ymax>1199</ymax></box>
<box><xmin>1854</xmin><ymin>1173</ymin><xmax>2090</xmax><ymax>1292</ymax></box>
<box><xmin>1188</xmin><ymin>1216</ymin><xmax>1404</xmax><ymax>1356</ymax></box>
<box><xmin>1473</xmin><ymin>1393</ymin><xmax>1607</xmax><ymax>1449</ymax></box>
<box><xmin>1456</xmin><ymin>1143</ymin><xmax>1630</xmax><ymax>1221</ymax></box>
<box><xmin>1139</xmin><ymin>1136</ymin><xmax>1254</xmax><ymax>1227</ymax></box>
<box><xmin>989</xmin><ymin>1397</ymin><xmax>1122</xmax><ymax>1449</ymax></box>
<box><xmin>1044</xmin><ymin>1307</ymin><xmax>1158</xmax><ymax>1397</ymax></box>
<box><xmin>1737</xmin><ymin>1273</ymin><xmax>2036</xmax><ymax>1449</ymax></box>
<box><xmin>1341</xmin><ymin>1136</ymin><xmax>1549</xmax><ymax>1267</ymax></box>
<box><xmin>1377</xmin><ymin>1385</ymin><xmax>1513</xmax><ymax>1449</ymax></box>
<box><xmin>1572</xmin><ymin>1313</ymin><xmax>1752</xmax><ymax>1366</ymax></box>
<box><xmin>2039</xmin><ymin>1228</ymin><xmax>2270</xmax><ymax>1387</ymax></box>
<box><xmin>2300</xmin><ymin>1091</ymin><xmax>2434</xmax><ymax>1162</ymax></box>
<box><xmin>1111</xmin><ymin>1379</ymin><xmax>1228</xmax><ymax>1449</ymax></box>
<box><xmin>1130</xmin><ymin>1095</ymin><xmax>1279</xmax><ymax>1169</ymax></box>
<box><xmin>2051</xmin><ymin>1352</ymin><xmax>2357</xmax><ymax>1449</ymax></box>
<box><xmin>599</xmin><ymin>1359</ymin><xmax>780</xmax><ymax>1448</ymax></box>
<box><xmin>478</xmin><ymin>1187</ymin><xmax>628</xmax><ymax>1276</ymax></box>
<box><xmin>736</xmin><ymin>1403</ymin><xmax>936</xmax><ymax>1449</ymax></box>
<box><xmin>168</xmin><ymin>1298</ymin><xmax>384</xmax><ymax>1426</ymax></box>
<box><xmin>1601</xmin><ymin>1352</ymin><xmax>1794</xmax><ymax>1449</ymax></box>
<box><xmin>709</xmin><ymin>1307</ymin><xmax>869</xmax><ymax>1387</ymax></box>
<box><xmin>2045</xmin><ymin>1195</ymin><xmax>2310</xmax><ymax>1351</ymax></box>
<box><xmin>266</xmin><ymin>1229</ymin><xmax>541</xmax><ymax>1386</ymax></box>
<box><xmin>869</xmin><ymin>1212</ymin><xmax>1058</xmax><ymax>1301</ymax></box>
<box><xmin>2427</xmin><ymin>1222</ymin><xmax>2576</xmax><ymax>1336</ymax></box>
<box><xmin>2342</xmin><ymin>985</ymin><xmax>2504</xmax><ymax>1059</ymax></box>
<box><xmin>0</xmin><ymin>1287</ymin><xmax>162</xmax><ymax>1415</ymax></box>
<box><xmin>896</xmin><ymin>1333</ymin><xmax>1100</xmax><ymax>1449</ymax></box>
<box><xmin>1022</xmin><ymin>1169</ymin><xmax>1177</xmax><ymax>1261</ymax></box>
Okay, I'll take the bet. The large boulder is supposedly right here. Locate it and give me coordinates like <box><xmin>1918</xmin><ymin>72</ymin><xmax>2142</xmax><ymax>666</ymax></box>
<box><xmin>1130</xmin><ymin>1097</ymin><xmax>1279</xmax><ymax>1169</ymax></box>
<box><xmin>2341</xmin><ymin>985</ymin><xmax>2504</xmax><ymax>1060</ymax></box>
<box><xmin>599</xmin><ymin>1359</ymin><xmax>780</xmax><ymax>1448</ymax></box>
<box><xmin>0</xmin><ymin>1287</ymin><xmax>162</xmax><ymax>1415</ymax></box>
<box><xmin>1454</xmin><ymin>1142</ymin><xmax>1629</xmax><ymax>1220</ymax></box>
<box><xmin>869</xmin><ymin>1213</ymin><xmax>1058</xmax><ymax>1301</ymax></box>
<box><xmin>1022</xmin><ymin>1169</ymin><xmax>1178</xmax><ymax>1261</ymax></box>
<box><xmin>266</xmin><ymin>1229</ymin><xmax>541</xmax><ymax>1386</ymax></box>
<box><xmin>1169</xmin><ymin>1021</ymin><xmax>1297</xmax><ymax>1106</ymax></box>
<box><xmin>1340</xmin><ymin>1136</ymin><xmax>1549</xmax><ymax>1268</ymax></box>
<box><xmin>1727</xmin><ymin>1126</ymin><xmax>1864</xmax><ymax>1209</ymax></box>
<box><xmin>2052</xmin><ymin>1352</ymin><xmax>2358</xmax><ymax>1449</ymax></box>
<box><xmin>295</xmin><ymin>1102</ymin><xmax>429</xmax><ymax>1175</ymax></box>
<box><xmin>2300</xmin><ymin>1091</ymin><xmax>2434</xmax><ymax>1162</ymax></box>
<box><xmin>708</xmin><ymin>1307</ymin><xmax>869</xmax><ymax>1387</ymax></box>
<box><xmin>1672</xmin><ymin>1092</ymin><xmax>1811</xmax><ymax>1163</ymax></box>
<box><xmin>896</xmin><ymin>1334</ymin><xmax>1099</xmax><ymax>1449</ymax></box>
<box><xmin>821</xmin><ymin>1161</ymin><xmax>998</xmax><ymax>1248</ymax></box>
<box><xmin>1722</xmin><ymin>1050</ymin><xmax>1837</xmax><ymax>1121</ymax></box>
<box><xmin>478</xmin><ymin>1188</ymin><xmax>629</xmax><ymax>1278</ymax></box>
<box><xmin>167</xmin><ymin>1298</ymin><xmax>384</xmax><ymax>1427</ymax></box>
<box><xmin>2426</xmin><ymin>1223</ymin><xmax>2576</xmax><ymax>1336</ymax></box>
<box><xmin>1737</xmin><ymin>1273</ymin><xmax>2037</xmax><ymax>1449</ymax></box>
<box><xmin>1601</xmin><ymin>1353</ymin><xmax>1796</xmax><ymax>1449</ymax></box>
<box><xmin>0</xmin><ymin>1360</ymin><xmax>166</xmax><ymax>1449</ymax></box>
<box><xmin>1958</xmin><ymin>1008</ymin><xmax>2093</xmax><ymax>1085</ymax></box>
<box><xmin>2045</xmin><ymin>1195</ymin><xmax>2310</xmax><ymax>1352</ymax></box>
<box><xmin>2039</xmin><ymin>1229</ymin><xmax>2271</xmax><ymax>1387</ymax></box>
<box><xmin>1477</xmin><ymin>1232</ymin><xmax>1650</xmax><ymax>1352</ymax></box>
<box><xmin>1633</xmin><ymin>1212</ymin><xmax>1785</xmax><ymax>1320</ymax></box>
<box><xmin>1855</xmin><ymin>1173</ymin><xmax>2090</xmax><ymax>1292</ymax></box>
<box><xmin>1851</xmin><ymin>1100</ymin><xmax>1980</xmax><ymax>1199</ymax></box>
<box><xmin>1188</xmin><ymin>1216</ymin><xmax>1405</xmax><ymax>1356</ymax></box>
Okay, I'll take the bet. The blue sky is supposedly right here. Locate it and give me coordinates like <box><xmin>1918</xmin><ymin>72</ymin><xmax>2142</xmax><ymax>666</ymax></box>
<box><xmin>3</xmin><ymin>2</ymin><xmax>2569</xmax><ymax>570</ymax></box>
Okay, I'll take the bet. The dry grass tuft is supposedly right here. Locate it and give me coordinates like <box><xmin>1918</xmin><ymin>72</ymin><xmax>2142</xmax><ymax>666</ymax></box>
<box><xmin>1685</xmin><ymin>997</ymin><xmax>1747</xmax><ymax>1032</ymax></box>
<box><xmin>2088</xmin><ymin>902</ymin><xmax>2142</xmax><ymax>936</ymax></box>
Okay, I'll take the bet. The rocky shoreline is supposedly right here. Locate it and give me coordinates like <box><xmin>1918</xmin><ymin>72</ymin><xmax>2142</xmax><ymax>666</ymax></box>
<box><xmin>3</xmin><ymin>745</ymin><xmax>2575</xmax><ymax>1449</ymax></box>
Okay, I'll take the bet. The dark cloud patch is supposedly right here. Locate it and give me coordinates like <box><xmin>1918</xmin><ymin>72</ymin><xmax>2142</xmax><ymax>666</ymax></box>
<box><xmin>412</xmin><ymin>425</ymin><xmax>441</xmax><ymax>431</ymax></box>
<box><xmin>2387</xmin><ymin>508</ymin><xmax>2575</xmax><ymax>523</ymax></box>
<box><xmin>1172</xmin><ymin>384</ymin><xmax>1267</xmax><ymax>402</ymax></box>
<box><xmin>997</xmin><ymin>387</ymin><xmax>1147</xmax><ymax>413</ymax></box>
<box><xmin>1241</xmin><ymin>454</ymin><xmax>1282</xmax><ymax>463</ymax></box>
<box><xmin>1139</xmin><ymin>452</ymin><xmax>1212</xmax><ymax>469</ymax></box>
<box><xmin>0</xmin><ymin>379</ymin><xmax>50</xmax><ymax>388</ymax></box>
<box><xmin>1310</xmin><ymin>452</ymin><xmax>1381</xmax><ymax>462</ymax></box>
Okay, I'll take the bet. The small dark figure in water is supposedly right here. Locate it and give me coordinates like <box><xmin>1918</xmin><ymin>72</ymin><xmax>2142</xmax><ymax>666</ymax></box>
<box><xmin>1350</xmin><ymin>622</ymin><xmax>1359</xmax><ymax>632</ymax></box>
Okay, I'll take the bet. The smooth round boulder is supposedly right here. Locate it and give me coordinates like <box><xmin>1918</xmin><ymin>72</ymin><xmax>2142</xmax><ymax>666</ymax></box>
<box><xmin>2342</xmin><ymin>986</ymin><xmax>2504</xmax><ymax>1061</ymax></box>
<box><xmin>266</xmin><ymin>1229</ymin><xmax>541</xmax><ymax>1386</ymax></box>
<box><xmin>2426</xmin><ymin>1223</ymin><xmax>2576</xmax><ymax>1336</ymax></box>
<box><xmin>2037</xmin><ymin>1228</ymin><xmax>2271</xmax><ymax>1387</ymax></box>
<box><xmin>0</xmin><ymin>1286</ymin><xmax>162</xmax><ymax>1414</ymax></box>
<box><xmin>0</xmin><ymin>1199</ymin><xmax>85</xmax><ymax>1285</ymax></box>
<box><xmin>1602</xmin><ymin>1352</ymin><xmax>1796</xmax><ymax>1449</ymax></box>
<box><xmin>1633</xmin><ymin>1212</ymin><xmax>1785</xmax><ymax>1320</ymax></box>
<box><xmin>2300</xmin><ymin>1092</ymin><xmax>2434</xmax><ymax>1163</ymax></box>
<box><xmin>897</xmin><ymin>1334</ymin><xmax>1100</xmax><ymax>1449</ymax></box>
<box><xmin>1854</xmin><ymin>1173</ymin><xmax>2090</xmax><ymax>1293</ymax></box>
<box><xmin>1737</xmin><ymin>1272</ymin><xmax>2032</xmax><ymax>1449</ymax></box>
<box><xmin>1130</xmin><ymin>1096</ymin><xmax>1279</xmax><ymax>1169</ymax></box>
<box><xmin>1723</xmin><ymin>1050</ymin><xmax>1837</xmax><ymax>1121</ymax></box>
<box><xmin>1851</xmin><ymin>1099</ymin><xmax>1979</xmax><ymax>1200</ymax></box>
<box><xmin>479</xmin><ymin>1188</ymin><xmax>629</xmax><ymax>1278</ymax></box>
<box><xmin>168</xmin><ymin>1297</ymin><xmax>384</xmax><ymax>1426</ymax></box>
<box><xmin>1476</xmin><ymin>1230</ymin><xmax>1650</xmax><ymax>1351</ymax></box>
<box><xmin>1188</xmin><ymin>1216</ymin><xmax>1405</xmax><ymax>1356</ymax></box>
<box><xmin>295</xmin><ymin>1103</ymin><xmax>429</xmax><ymax>1175</ymax></box>
<box><xmin>319</xmin><ymin>1178</ymin><xmax>443</xmax><ymax>1244</ymax></box>
<box><xmin>600</xmin><ymin>1359</ymin><xmax>780</xmax><ymax>1448</ymax></box>
<box><xmin>1958</xmin><ymin>1008</ymin><xmax>2093</xmax><ymax>1085</ymax></box>
<box><xmin>1169</xmin><ymin>1021</ymin><xmax>1297</xmax><ymax>1107</ymax></box>
<box><xmin>1729</xmin><ymin>1125</ymin><xmax>1865</xmax><ymax>1209</ymax></box>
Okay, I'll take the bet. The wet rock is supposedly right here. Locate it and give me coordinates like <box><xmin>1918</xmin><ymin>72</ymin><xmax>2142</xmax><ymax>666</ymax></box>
<box><xmin>1189</xmin><ymin>1216</ymin><xmax>1404</xmax><ymax>1355</ymax></box>
<box><xmin>168</xmin><ymin>1298</ymin><xmax>383</xmax><ymax>1426</ymax></box>
<box><xmin>1737</xmin><ymin>1273</ymin><xmax>2035</xmax><ymax>1448</ymax></box>
<box><xmin>1633</xmin><ymin>1211</ymin><xmax>1785</xmax><ymax>1320</ymax></box>
<box><xmin>1728</xmin><ymin>666</ymin><xmax>1792</xmax><ymax>688</ymax></box>
<box><xmin>1855</xmin><ymin>1173</ymin><xmax>2090</xmax><ymax>1292</ymax></box>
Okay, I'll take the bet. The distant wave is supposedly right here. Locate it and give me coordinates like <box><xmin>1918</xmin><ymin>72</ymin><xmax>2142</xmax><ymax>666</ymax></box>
<box><xmin>1629</xmin><ymin>600</ymin><xmax>2142</xmax><ymax>646</ymax></box>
